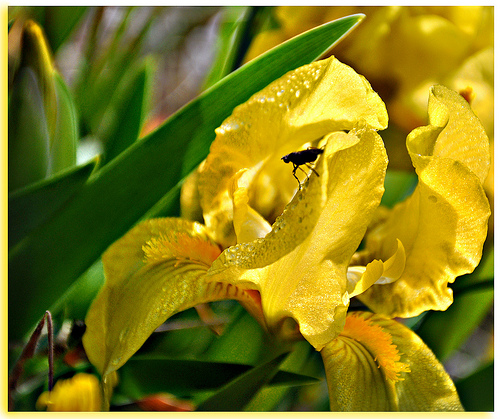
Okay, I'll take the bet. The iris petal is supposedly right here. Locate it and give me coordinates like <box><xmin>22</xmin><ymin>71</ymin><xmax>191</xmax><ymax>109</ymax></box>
<box><xmin>357</xmin><ymin>86</ymin><xmax>490</xmax><ymax>317</ymax></box>
<box><xmin>321</xmin><ymin>312</ymin><xmax>463</xmax><ymax>411</ymax></box>
<box><xmin>83</xmin><ymin>219</ymin><xmax>259</xmax><ymax>377</ymax></box>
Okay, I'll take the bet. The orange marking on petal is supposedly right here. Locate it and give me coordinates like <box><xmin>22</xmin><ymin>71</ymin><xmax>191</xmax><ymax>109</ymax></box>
<box><xmin>459</xmin><ymin>86</ymin><xmax>475</xmax><ymax>104</ymax></box>
<box><xmin>143</xmin><ymin>232</ymin><xmax>221</xmax><ymax>267</ymax></box>
<box><xmin>341</xmin><ymin>314</ymin><xmax>410</xmax><ymax>382</ymax></box>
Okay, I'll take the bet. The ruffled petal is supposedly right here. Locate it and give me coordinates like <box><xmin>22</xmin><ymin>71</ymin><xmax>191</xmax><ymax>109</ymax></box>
<box><xmin>408</xmin><ymin>85</ymin><xmax>490</xmax><ymax>183</ymax></box>
<box><xmin>83</xmin><ymin>218</ymin><xmax>260</xmax><ymax>377</ymax></box>
<box><xmin>357</xmin><ymin>86</ymin><xmax>490</xmax><ymax>317</ymax></box>
<box><xmin>208</xmin><ymin>126</ymin><xmax>388</xmax><ymax>349</ymax></box>
<box><xmin>321</xmin><ymin>312</ymin><xmax>463</xmax><ymax>411</ymax></box>
<box><xmin>198</xmin><ymin>56</ymin><xmax>388</xmax><ymax>247</ymax></box>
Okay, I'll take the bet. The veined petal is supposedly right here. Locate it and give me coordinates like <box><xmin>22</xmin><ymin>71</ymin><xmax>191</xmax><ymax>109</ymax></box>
<box><xmin>208</xmin><ymin>127</ymin><xmax>388</xmax><ymax>349</ymax></box>
<box><xmin>357</xmin><ymin>86</ymin><xmax>490</xmax><ymax>317</ymax></box>
<box><xmin>83</xmin><ymin>218</ymin><xmax>260</xmax><ymax>377</ymax></box>
<box><xmin>198</xmin><ymin>56</ymin><xmax>388</xmax><ymax>247</ymax></box>
<box><xmin>321</xmin><ymin>312</ymin><xmax>463</xmax><ymax>411</ymax></box>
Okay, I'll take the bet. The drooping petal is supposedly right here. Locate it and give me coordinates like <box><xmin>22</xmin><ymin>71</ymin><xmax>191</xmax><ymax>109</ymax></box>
<box><xmin>321</xmin><ymin>312</ymin><xmax>463</xmax><ymax>411</ymax></box>
<box><xmin>357</xmin><ymin>85</ymin><xmax>490</xmax><ymax>317</ymax></box>
<box><xmin>198</xmin><ymin>56</ymin><xmax>388</xmax><ymax>247</ymax></box>
<box><xmin>83</xmin><ymin>218</ymin><xmax>261</xmax><ymax>377</ymax></box>
<box><xmin>208</xmin><ymin>126</ymin><xmax>388</xmax><ymax>349</ymax></box>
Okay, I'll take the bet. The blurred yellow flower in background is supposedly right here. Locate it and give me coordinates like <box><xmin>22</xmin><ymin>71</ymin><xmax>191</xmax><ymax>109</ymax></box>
<box><xmin>245</xmin><ymin>6</ymin><xmax>493</xmax><ymax>173</ymax></box>
<box><xmin>36</xmin><ymin>373</ymin><xmax>102</xmax><ymax>411</ymax></box>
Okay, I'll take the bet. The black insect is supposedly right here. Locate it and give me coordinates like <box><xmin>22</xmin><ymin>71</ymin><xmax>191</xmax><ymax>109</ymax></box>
<box><xmin>281</xmin><ymin>147</ymin><xmax>324</xmax><ymax>189</ymax></box>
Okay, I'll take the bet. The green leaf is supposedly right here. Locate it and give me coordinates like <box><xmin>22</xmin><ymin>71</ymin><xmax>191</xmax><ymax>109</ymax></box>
<box><xmin>99</xmin><ymin>58</ymin><xmax>153</xmax><ymax>164</ymax></box>
<box><xmin>202</xmin><ymin>6</ymin><xmax>254</xmax><ymax>89</ymax></box>
<box><xmin>75</xmin><ymin>7</ymin><xmax>157</xmax><ymax>137</ymax></box>
<box><xmin>455</xmin><ymin>361</ymin><xmax>493</xmax><ymax>412</ymax></box>
<box><xmin>48</xmin><ymin>259</ymin><xmax>105</xmax><ymax>321</ymax></box>
<box><xmin>9</xmin><ymin>14</ymin><xmax>366</xmax><ymax>340</ymax></box>
<box><xmin>196</xmin><ymin>353</ymin><xmax>289</xmax><ymax>411</ymax></box>
<box><xmin>119</xmin><ymin>358</ymin><xmax>251</xmax><ymax>397</ymax></box>
<box><xmin>199</xmin><ymin>306</ymin><xmax>267</xmax><ymax>365</ymax></box>
<box><xmin>452</xmin><ymin>244</ymin><xmax>494</xmax><ymax>294</ymax></box>
<box><xmin>244</xmin><ymin>340</ymin><xmax>319</xmax><ymax>411</ymax></box>
<box><xmin>415</xmin><ymin>246</ymin><xmax>494</xmax><ymax>362</ymax></box>
<box><xmin>8</xmin><ymin>67</ymin><xmax>51</xmax><ymax>192</ymax></box>
<box><xmin>134</xmin><ymin>309</ymin><xmax>224</xmax><ymax>360</ymax></box>
<box><xmin>50</xmin><ymin>72</ymin><xmax>78</xmax><ymax>173</ymax></box>
<box><xmin>381</xmin><ymin>169</ymin><xmax>417</xmax><ymax>208</ymax></box>
<box><xmin>416</xmin><ymin>286</ymin><xmax>493</xmax><ymax>362</ymax></box>
<box><xmin>117</xmin><ymin>354</ymin><xmax>315</xmax><ymax>403</ymax></box>
<box><xmin>41</xmin><ymin>6</ymin><xmax>88</xmax><ymax>52</ymax></box>
<box><xmin>8</xmin><ymin>159</ymin><xmax>96</xmax><ymax>248</ymax></box>
<box><xmin>132</xmin><ymin>305</ymin><xmax>263</xmax><ymax>365</ymax></box>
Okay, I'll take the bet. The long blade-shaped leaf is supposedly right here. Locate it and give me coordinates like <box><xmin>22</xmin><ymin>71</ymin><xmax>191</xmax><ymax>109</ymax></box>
<box><xmin>118</xmin><ymin>355</ymin><xmax>316</xmax><ymax>400</ymax></box>
<box><xmin>9</xmin><ymin>15</ymin><xmax>365</xmax><ymax>339</ymax></box>
<box><xmin>8</xmin><ymin>160</ymin><xmax>96</xmax><ymax>248</ymax></box>
<box><xmin>196</xmin><ymin>353</ymin><xmax>288</xmax><ymax>411</ymax></box>
<box><xmin>201</xmin><ymin>6</ymin><xmax>254</xmax><ymax>90</ymax></box>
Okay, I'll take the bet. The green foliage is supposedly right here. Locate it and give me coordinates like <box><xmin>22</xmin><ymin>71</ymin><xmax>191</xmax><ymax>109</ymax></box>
<box><xmin>456</xmin><ymin>362</ymin><xmax>494</xmax><ymax>412</ymax></box>
<box><xmin>8</xmin><ymin>67</ymin><xmax>51</xmax><ymax>190</ymax></box>
<box><xmin>196</xmin><ymin>353</ymin><xmax>289</xmax><ymax>411</ymax></box>
<box><xmin>8</xmin><ymin>160</ymin><xmax>96</xmax><ymax>248</ymax></box>
<box><xmin>381</xmin><ymin>170</ymin><xmax>417</xmax><ymax>208</ymax></box>
<box><xmin>202</xmin><ymin>6</ymin><xmax>254</xmax><ymax>90</ymax></box>
<box><xmin>416</xmin><ymin>246</ymin><xmax>493</xmax><ymax>362</ymax></box>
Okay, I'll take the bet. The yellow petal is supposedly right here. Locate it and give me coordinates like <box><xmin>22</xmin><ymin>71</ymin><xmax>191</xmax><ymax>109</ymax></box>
<box><xmin>448</xmin><ymin>47</ymin><xmax>494</xmax><ymax>140</ymax></box>
<box><xmin>321</xmin><ymin>312</ymin><xmax>463</xmax><ymax>411</ymax></box>
<box><xmin>229</xmin><ymin>169</ymin><xmax>272</xmax><ymax>243</ymax></box>
<box><xmin>199</xmin><ymin>56</ymin><xmax>388</xmax><ymax>247</ymax></box>
<box><xmin>83</xmin><ymin>218</ymin><xmax>259</xmax><ymax>377</ymax></box>
<box><xmin>357</xmin><ymin>86</ymin><xmax>490</xmax><ymax>317</ymax></box>
<box><xmin>209</xmin><ymin>126</ymin><xmax>388</xmax><ymax>349</ymax></box>
<box><xmin>408</xmin><ymin>85</ymin><xmax>490</xmax><ymax>183</ymax></box>
<box><xmin>347</xmin><ymin>239</ymin><xmax>405</xmax><ymax>298</ymax></box>
<box><xmin>36</xmin><ymin>373</ymin><xmax>103</xmax><ymax>412</ymax></box>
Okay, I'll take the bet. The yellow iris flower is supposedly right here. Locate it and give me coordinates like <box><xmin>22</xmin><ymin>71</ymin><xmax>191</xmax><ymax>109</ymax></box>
<box><xmin>82</xmin><ymin>55</ymin><xmax>489</xmax><ymax>411</ymax></box>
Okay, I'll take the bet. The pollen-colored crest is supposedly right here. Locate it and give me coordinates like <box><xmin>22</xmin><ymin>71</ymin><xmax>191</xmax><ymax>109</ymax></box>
<box><xmin>341</xmin><ymin>313</ymin><xmax>410</xmax><ymax>382</ymax></box>
<box><xmin>143</xmin><ymin>232</ymin><xmax>221</xmax><ymax>267</ymax></box>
